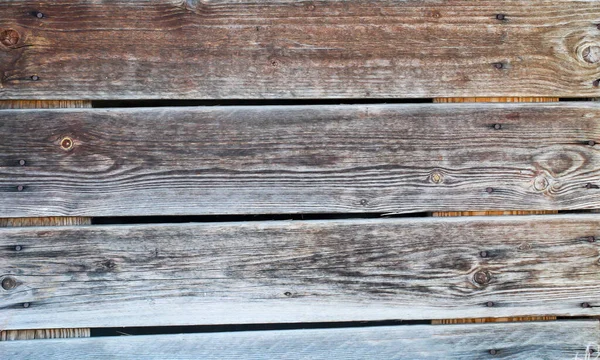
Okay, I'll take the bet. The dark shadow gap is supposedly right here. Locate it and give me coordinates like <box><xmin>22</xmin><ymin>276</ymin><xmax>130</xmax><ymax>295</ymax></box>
<box><xmin>559</xmin><ymin>97</ymin><xmax>598</xmax><ymax>102</ymax></box>
<box><xmin>91</xmin><ymin>319</ymin><xmax>428</xmax><ymax>337</ymax></box>
<box><xmin>92</xmin><ymin>212</ymin><xmax>430</xmax><ymax>225</ymax></box>
<box><xmin>92</xmin><ymin>98</ymin><xmax>433</xmax><ymax>108</ymax></box>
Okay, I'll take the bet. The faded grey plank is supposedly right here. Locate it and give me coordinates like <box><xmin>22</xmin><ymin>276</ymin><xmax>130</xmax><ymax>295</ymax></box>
<box><xmin>1</xmin><ymin>322</ymin><xmax>598</xmax><ymax>360</ymax></box>
<box><xmin>2</xmin><ymin>103</ymin><xmax>600</xmax><ymax>217</ymax></box>
<box><xmin>1</xmin><ymin>1</ymin><xmax>600</xmax><ymax>99</ymax></box>
<box><xmin>1</xmin><ymin>214</ymin><xmax>600</xmax><ymax>330</ymax></box>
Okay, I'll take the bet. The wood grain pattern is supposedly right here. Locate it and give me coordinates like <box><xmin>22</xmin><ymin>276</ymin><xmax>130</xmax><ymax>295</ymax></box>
<box><xmin>1</xmin><ymin>321</ymin><xmax>598</xmax><ymax>359</ymax></box>
<box><xmin>1</xmin><ymin>1</ymin><xmax>600</xmax><ymax>99</ymax></box>
<box><xmin>2</xmin><ymin>103</ymin><xmax>600</xmax><ymax>216</ymax></box>
<box><xmin>0</xmin><ymin>329</ymin><xmax>89</xmax><ymax>341</ymax></box>
<box><xmin>1</xmin><ymin>214</ymin><xmax>599</xmax><ymax>330</ymax></box>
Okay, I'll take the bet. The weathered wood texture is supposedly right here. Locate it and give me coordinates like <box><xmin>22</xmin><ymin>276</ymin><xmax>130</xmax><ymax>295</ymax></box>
<box><xmin>1</xmin><ymin>1</ymin><xmax>600</xmax><ymax>99</ymax></box>
<box><xmin>1</xmin><ymin>215</ymin><xmax>599</xmax><ymax>330</ymax></box>
<box><xmin>0</xmin><ymin>101</ymin><xmax>91</xmax><ymax>109</ymax></box>
<box><xmin>2</xmin><ymin>103</ymin><xmax>600</xmax><ymax>217</ymax></box>
<box><xmin>1</xmin><ymin>322</ymin><xmax>598</xmax><ymax>360</ymax></box>
<box><xmin>0</xmin><ymin>329</ymin><xmax>90</xmax><ymax>341</ymax></box>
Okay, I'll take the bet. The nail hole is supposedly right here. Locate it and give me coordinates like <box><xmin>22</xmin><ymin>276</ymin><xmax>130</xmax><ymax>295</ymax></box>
<box><xmin>284</xmin><ymin>292</ymin><xmax>292</xmax><ymax>297</ymax></box>
<box><xmin>582</xmin><ymin>302</ymin><xmax>591</xmax><ymax>308</ymax></box>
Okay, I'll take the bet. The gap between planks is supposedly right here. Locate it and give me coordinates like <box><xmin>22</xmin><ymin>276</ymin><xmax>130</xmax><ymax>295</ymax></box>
<box><xmin>432</xmin><ymin>97</ymin><xmax>558</xmax><ymax>324</ymax></box>
<box><xmin>0</xmin><ymin>99</ymin><xmax>91</xmax><ymax>341</ymax></box>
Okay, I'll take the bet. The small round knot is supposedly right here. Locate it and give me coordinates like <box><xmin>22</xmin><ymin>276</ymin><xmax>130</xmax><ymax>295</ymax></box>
<box><xmin>430</xmin><ymin>171</ymin><xmax>444</xmax><ymax>184</ymax></box>
<box><xmin>473</xmin><ymin>271</ymin><xmax>491</xmax><ymax>285</ymax></box>
<box><xmin>60</xmin><ymin>137</ymin><xmax>74</xmax><ymax>151</ymax></box>
<box><xmin>495</xmin><ymin>14</ymin><xmax>506</xmax><ymax>21</ymax></box>
<box><xmin>582</xmin><ymin>45</ymin><xmax>600</xmax><ymax>64</ymax></box>
<box><xmin>0</xmin><ymin>29</ymin><xmax>20</xmax><ymax>47</ymax></box>
<box><xmin>533</xmin><ymin>176</ymin><xmax>549</xmax><ymax>192</ymax></box>
<box><xmin>307</xmin><ymin>4</ymin><xmax>315</xmax><ymax>11</ymax></box>
<box><xmin>1</xmin><ymin>276</ymin><xmax>17</xmax><ymax>290</ymax></box>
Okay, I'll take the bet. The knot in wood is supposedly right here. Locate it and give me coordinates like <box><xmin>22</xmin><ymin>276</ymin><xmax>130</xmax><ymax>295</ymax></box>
<box><xmin>533</xmin><ymin>175</ymin><xmax>549</xmax><ymax>192</ymax></box>
<box><xmin>430</xmin><ymin>171</ymin><xmax>443</xmax><ymax>184</ymax></box>
<box><xmin>0</xmin><ymin>29</ymin><xmax>19</xmax><ymax>47</ymax></box>
<box><xmin>1</xmin><ymin>276</ymin><xmax>17</xmax><ymax>290</ymax></box>
<box><xmin>473</xmin><ymin>271</ymin><xmax>491</xmax><ymax>285</ymax></box>
<box><xmin>60</xmin><ymin>137</ymin><xmax>74</xmax><ymax>151</ymax></box>
<box><xmin>582</xmin><ymin>45</ymin><xmax>600</xmax><ymax>64</ymax></box>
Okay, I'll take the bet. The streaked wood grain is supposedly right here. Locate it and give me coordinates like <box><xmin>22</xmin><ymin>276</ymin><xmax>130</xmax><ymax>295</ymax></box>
<box><xmin>1</xmin><ymin>1</ymin><xmax>600</xmax><ymax>99</ymax></box>
<box><xmin>2</xmin><ymin>103</ymin><xmax>600</xmax><ymax>216</ymax></box>
<box><xmin>1</xmin><ymin>214</ymin><xmax>599</xmax><ymax>329</ymax></box>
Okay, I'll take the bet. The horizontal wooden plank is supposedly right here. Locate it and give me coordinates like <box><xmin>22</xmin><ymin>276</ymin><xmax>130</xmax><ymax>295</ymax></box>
<box><xmin>1</xmin><ymin>1</ymin><xmax>600</xmax><ymax>99</ymax></box>
<box><xmin>1</xmin><ymin>214</ymin><xmax>600</xmax><ymax>329</ymax></box>
<box><xmin>2</xmin><ymin>103</ymin><xmax>600</xmax><ymax>217</ymax></box>
<box><xmin>1</xmin><ymin>322</ymin><xmax>598</xmax><ymax>359</ymax></box>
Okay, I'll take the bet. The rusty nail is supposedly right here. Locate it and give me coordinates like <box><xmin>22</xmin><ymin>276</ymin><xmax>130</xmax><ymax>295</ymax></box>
<box><xmin>1</xmin><ymin>277</ymin><xmax>17</xmax><ymax>290</ymax></box>
<box><xmin>36</xmin><ymin>12</ymin><xmax>43</xmax><ymax>18</ymax></box>
<box><xmin>589</xmin><ymin>140</ymin><xmax>596</xmax><ymax>146</ymax></box>
<box><xmin>23</xmin><ymin>302</ymin><xmax>30</xmax><ymax>308</ymax></box>
<box><xmin>489</xmin><ymin>349</ymin><xmax>498</xmax><ymax>355</ymax></box>
<box><xmin>486</xmin><ymin>187</ymin><xmax>494</xmax><ymax>193</ymax></box>
<box><xmin>31</xmin><ymin>75</ymin><xmax>39</xmax><ymax>81</ymax></box>
<box><xmin>493</xmin><ymin>63</ymin><xmax>503</xmax><ymax>70</ymax></box>
<box><xmin>284</xmin><ymin>292</ymin><xmax>292</xmax><ymax>297</ymax></box>
<box><xmin>15</xmin><ymin>245</ymin><xmax>22</xmax><ymax>251</ymax></box>
<box><xmin>480</xmin><ymin>251</ymin><xmax>488</xmax><ymax>258</ymax></box>
<box><xmin>582</xmin><ymin>302</ymin><xmax>591</xmax><ymax>308</ymax></box>
<box><xmin>594</xmin><ymin>79</ymin><xmax>600</xmax><ymax>87</ymax></box>
<box><xmin>496</xmin><ymin>14</ymin><xmax>505</xmax><ymax>21</ymax></box>
<box><xmin>19</xmin><ymin>159</ymin><xmax>26</xmax><ymax>166</ymax></box>
<box><xmin>61</xmin><ymin>137</ymin><xmax>73</xmax><ymax>150</ymax></box>
<box><xmin>486</xmin><ymin>301</ymin><xmax>494</xmax><ymax>307</ymax></box>
<box><xmin>493</xmin><ymin>123</ymin><xmax>502</xmax><ymax>130</ymax></box>
<box><xmin>360</xmin><ymin>199</ymin><xmax>368</xmax><ymax>206</ymax></box>
<box><xmin>588</xmin><ymin>236</ymin><xmax>596</xmax><ymax>243</ymax></box>
<box><xmin>474</xmin><ymin>271</ymin><xmax>490</xmax><ymax>285</ymax></box>
<box><xmin>17</xmin><ymin>185</ymin><xmax>24</xmax><ymax>192</ymax></box>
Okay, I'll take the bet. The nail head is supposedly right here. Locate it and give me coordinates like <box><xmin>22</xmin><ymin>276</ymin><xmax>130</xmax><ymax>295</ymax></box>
<box><xmin>486</xmin><ymin>187</ymin><xmax>494</xmax><ymax>193</ymax></box>
<box><xmin>284</xmin><ymin>292</ymin><xmax>292</xmax><ymax>297</ymax></box>
<box><xmin>486</xmin><ymin>301</ymin><xmax>494</xmax><ymax>307</ymax></box>
<box><xmin>588</xmin><ymin>236</ymin><xmax>596</xmax><ymax>243</ymax></box>
<box><xmin>493</xmin><ymin>63</ymin><xmax>503</xmax><ymax>70</ymax></box>
<box><xmin>31</xmin><ymin>75</ymin><xmax>39</xmax><ymax>81</ymax></box>
<box><xmin>23</xmin><ymin>302</ymin><xmax>30</xmax><ymax>308</ymax></box>
<box><xmin>582</xmin><ymin>302</ymin><xmax>591</xmax><ymax>308</ymax></box>
<box><xmin>19</xmin><ymin>159</ymin><xmax>26</xmax><ymax>166</ymax></box>
<box><xmin>493</xmin><ymin>123</ymin><xmax>502</xmax><ymax>130</ymax></box>
<box><xmin>496</xmin><ymin>14</ymin><xmax>505</xmax><ymax>20</ymax></box>
<box><xmin>489</xmin><ymin>349</ymin><xmax>498</xmax><ymax>355</ymax></box>
<box><xmin>60</xmin><ymin>137</ymin><xmax>73</xmax><ymax>150</ymax></box>
<box><xmin>480</xmin><ymin>251</ymin><xmax>488</xmax><ymax>258</ymax></box>
<box><xmin>17</xmin><ymin>185</ymin><xmax>24</xmax><ymax>192</ymax></box>
<box><xmin>15</xmin><ymin>245</ymin><xmax>22</xmax><ymax>251</ymax></box>
<box><xmin>36</xmin><ymin>12</ymin><xmax>43</xmax><ymax>18</ymax></box>
<box><xmin>594</xmin><ymin>79</ymin><xmax>600</xmax><ymax>87</ymax></box>
<box><xmin>589</xmin><ymin>140</ymin><xmax>596</xmax><ymax>146</ymax></box>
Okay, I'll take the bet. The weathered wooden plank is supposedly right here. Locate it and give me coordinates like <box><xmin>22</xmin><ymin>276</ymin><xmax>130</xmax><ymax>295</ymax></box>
<box><xmin>1</xmin><ymin>321</ymin><xmax>598</xmax><ymax>359</ymax></box>
<box><xmin>0</xmin><ymin>329</ymin><xmax>90</xmax><ymax>341</ymax></box>
<box><xmin>1</xmin><ymin>214</ymin><xmax>599</xmax><ymax>330</ymax></box>
<box><xmin>2</xmin><ymin>103</ymin><xmax>600</xmax><ymax>217</ymax></box>
<box><xmin>1</xmin><ymin>1</ymin><xmax>600</xmax><ymax>99</ymax></box>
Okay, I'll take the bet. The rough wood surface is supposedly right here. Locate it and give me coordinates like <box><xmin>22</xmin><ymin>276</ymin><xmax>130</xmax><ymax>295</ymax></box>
<box><xmin>1</xmin><ymin>214</ymin><xmax>599</xmax><ymax>330</ymax></box>
<box><xmin>2</xmin><ymin>103</ymin><xmax>600</xmax><ymax>216</ymax></box>
<box><xmin>1</xmin><ymin>1</ymin><xmax>600</xmax><ymax>99</ymax></box>
<box><xmin>0</xmin><ymin>101</ymin><xmax>91</xmax><ymax>109</ymax></box>
<box><xmin>0</xmin><ymin>329</ymin><xmax>90</xmax><ymax>341</ymax></box>
<box><xmin>1</xmin><ymin>321</ymin><xmax>598</xmax><ymax>359</ymax></box>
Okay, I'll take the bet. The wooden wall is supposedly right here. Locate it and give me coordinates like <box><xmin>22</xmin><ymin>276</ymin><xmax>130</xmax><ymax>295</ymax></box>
<box><xmin>1</xmin><ymin>1</ymin><xmax>600</xmax><ymax>358</ymax></box>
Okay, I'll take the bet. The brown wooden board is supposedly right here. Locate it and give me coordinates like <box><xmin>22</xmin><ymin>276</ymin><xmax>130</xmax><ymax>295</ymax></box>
<box><xmin>1</xmin><ymin>1</ymin><xmax>600</xmax><ymax>99</ymax></box>
<box><xmin>1</xmin><ymin>321</ymin><xmax>598</xmax><ymax>360</ymax></box>
<box><xmin>1</xmin><ymin>214</ymin><xmax>599</xmax><ymax>330</ymax></box>
<box><xmin>2</xmin><ymin>103</ymin><xmax>600</xmax><ymax>217</ymax></box>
